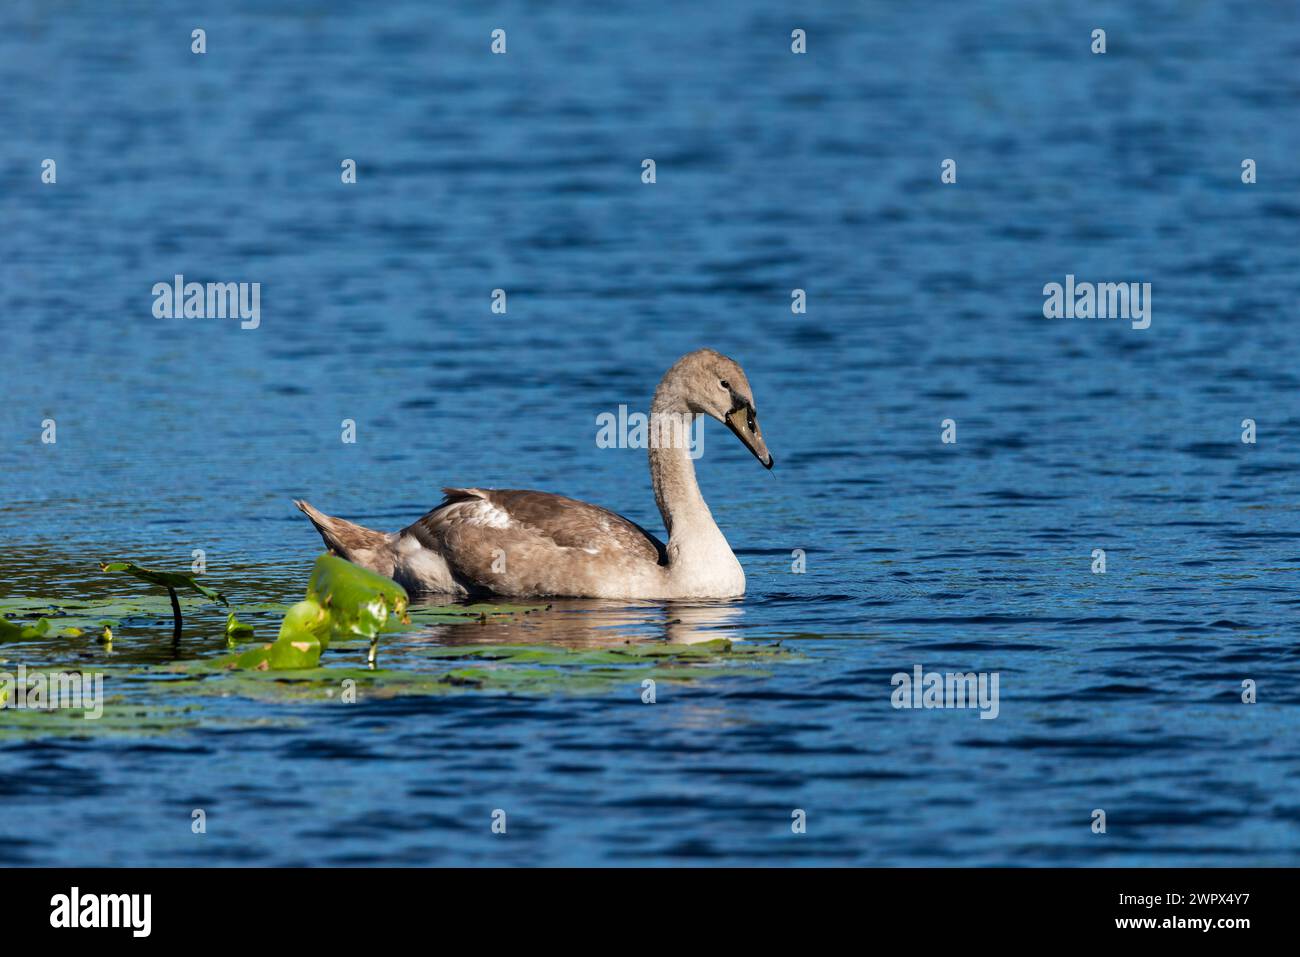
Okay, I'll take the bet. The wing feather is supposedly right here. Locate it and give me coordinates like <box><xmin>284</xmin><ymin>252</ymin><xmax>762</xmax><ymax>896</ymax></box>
<box><xmin>398</xmin><ymin>488</ymin><xmax>666</xmax><ymax>593</ymax></box>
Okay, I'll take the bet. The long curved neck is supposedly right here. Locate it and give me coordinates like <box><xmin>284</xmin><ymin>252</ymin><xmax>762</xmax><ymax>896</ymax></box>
<box><xmin>644</xmin><ymin>371</ymin><xmax>745</xmax><ymax>597</ymax></box>
<box><xmin>647</xmin><ymin>383</ymin><xmax>744</xmax><ymax>602</ymax></box>
<box><xmin>648</xmin><ymin>386</ymin><xmax>713</xmax><ymax>541</ymax></box>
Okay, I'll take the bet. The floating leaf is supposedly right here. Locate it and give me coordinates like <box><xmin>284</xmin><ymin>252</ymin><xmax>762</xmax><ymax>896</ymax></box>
<box><xmin>99</xmin><ymin>562</ymin><xmax>228</xmax><ymax>605</ymax></box>
<box><xmin>100</xmin><ymin>560</ymin><xmax>229</xmax><ymax>640</ymax></box>
<box><xmin>234</xmin><ymin>644</ymin><xmax>274</xmax><ymax>671</ymax></box>
<box><xmin>225</xmin><ymin>611</ymin><xmax>255</xmax><ymax>643</ymax></box>
<box><xmin>230</xmin><ymin>634</ymin><xmax>321</xmax><ymax>672</ymax></box>
<box><xmin>0</xmin><ymin>593</ymin><xmax>192</xmax><ymax>637</ymax></box>
<box><xmin>389</xmin><ymin>602</ymin><xmax>549</xmax><ymax>630</ymax></box>
<box><xmin>306</xmin><ymin>553</ymin><xmax>408</xmax><ymax>641</ymax></box>
<box><xmin>0</xmin><ymin>673</ymin><xmax>201</xmax><ymax>738</ymax></box>
<box><xmin>0</xmin><ymin>617</ymin><xmax>50</xmax><ymax>643</ymax></box>
<box><xmin>226</xmin><ymin>600</ymin><xmax>329</xmax><ymax>671</ymax></box>
<box><xmin>269</xmin><ymin>635</ymin><xmax>322</xmax><ymax>670</ymax></box>
<box><xmin>210</xmin><ymin>558</ymin><xmax>408</xmax><ymax>671</ymax></box>
<box><xmin>304</xmin><ymin>553</ymin><xmax>409</xmax><ymax>665</ymax></box>
<box><xmin>278</xmin><ymin>599</ymin><xmax>330</xmax><ymax>648</ymax></box>
<box><xmin>1</xmin><ymin>550</ymin><xmax>801</xmax><ymax>742</ymax></box>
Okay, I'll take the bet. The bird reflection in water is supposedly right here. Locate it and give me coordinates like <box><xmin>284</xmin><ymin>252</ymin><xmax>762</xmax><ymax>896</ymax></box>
<box><xmin>402</xmin><ymin>598</ymin><xmax>746</xmax><ymax>649</ymax></box>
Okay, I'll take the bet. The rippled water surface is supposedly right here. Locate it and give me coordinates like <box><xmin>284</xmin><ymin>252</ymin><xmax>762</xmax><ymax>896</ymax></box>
<box><xmin>2</xmin><ymin>0</ymin><xmax>1299</xmax><ymax>865</ymax></box>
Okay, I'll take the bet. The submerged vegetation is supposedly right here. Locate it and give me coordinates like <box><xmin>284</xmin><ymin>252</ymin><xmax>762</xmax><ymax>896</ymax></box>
<box><xmin>0</xmin><ymin>553</ymin><xmax>793</xmax><ymax>739</ymax></box>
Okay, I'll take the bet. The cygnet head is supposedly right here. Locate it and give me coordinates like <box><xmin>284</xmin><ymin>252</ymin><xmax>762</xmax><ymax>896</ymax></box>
<box><xmin>657</xmin><ymin>348</ymin><xmax>773</xmax><ymax>469</ymax></box>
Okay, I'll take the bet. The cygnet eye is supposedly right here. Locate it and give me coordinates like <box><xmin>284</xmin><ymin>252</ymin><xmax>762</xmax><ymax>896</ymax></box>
<box><xmin>719</xmin><ymin>379</ymin><xmax>730</xmax><ymax>390</ymax></box>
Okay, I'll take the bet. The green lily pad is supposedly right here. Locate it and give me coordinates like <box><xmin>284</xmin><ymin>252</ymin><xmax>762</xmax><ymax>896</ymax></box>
<box><xmin>225</xmin><ymin>611</ymin><xmax>255</xmax><ymax>642</ymax></box>
<box><xmin>226</xmin><ymin>557</ymin><xmax>408</xmax><ymax>671</ymax></box>
<box><xmin>99</xmin><ymin>561</ymin><xmax>228</xmax><ymax>605</ymax></box>
<box><xmin>0</xmin><ymin>550</ymin><xmax>800</xmax><ymax>740</ymax></box>
<box><xmin>0</xmin><ymin>616</ymin><xmax>51</xmax><ymax>642</ymax></box>
<box><xmin>234</xmin><ymin>637</ymin><xmax>322</xmax><ymax>671</ymax></box>
<box><xmin>99</xmin><ymin>560</ymin><xmax>231</xmax><ymax>640</ymax></box>
<box><xmin>234</xmin><ymin>644</ymin><xmax>273</xmax><ymax>670</ymax></box>
<box><xmin>306</xmin><ymin>553</ymin><xmax>408</xmax><ymax>642</ymax></box>
<box><xmin>0</xmin><ymin>698</ymin><xmax>201</xmax><ymax>739</ymax></box>
<box><xmin>271</xmin><ymin>636</ymin><xmax>322</xmax><ymax>669</ymax></box>
<box><xmin>278</xmin><ymin>599</ymin><xmax>330</xmax><ymax>647</ymax></box>
<box><xmin>0</xmin><ymin>593</ymin><xmax>200</xmax><ymax>637</ymax></box>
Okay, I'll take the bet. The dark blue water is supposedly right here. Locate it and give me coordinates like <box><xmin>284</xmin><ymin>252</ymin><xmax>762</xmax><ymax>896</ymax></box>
<box><xmin>2</xmin><ymin>0</ymin><xmax>1299</xmax><ymax>865</ymax></box>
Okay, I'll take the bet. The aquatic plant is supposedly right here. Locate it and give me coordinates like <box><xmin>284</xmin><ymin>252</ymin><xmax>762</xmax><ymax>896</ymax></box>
<box><xmin>1</xmin><ymin>552</ymin><xmax>796</xmax><ymax>740</ymax></box>
<box><xmin>225</xmin><ymin>611</ymin><xmax>254</xmax><ymax>643</ymax></box>
<box><xmin>0</xmin><ymin>616</ymin><xmax>51</xmax><ymax>642</ymax></box>
<box><xmin>232</xmin><ymin>553</ymin><xmax>409</xmax><ymax>670</ymax></box>
<box><xmin>99</xmin><ymin>561</ymin><xmax>227</xmax><ymax>640</ymax></box>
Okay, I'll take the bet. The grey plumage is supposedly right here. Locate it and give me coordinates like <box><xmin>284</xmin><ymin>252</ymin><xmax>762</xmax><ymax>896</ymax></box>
<box><xmin>294</xmin><ymin>349</ymin><xmax>773</xmax><ymax>599</ymax></box>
